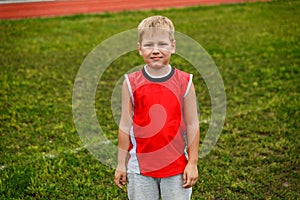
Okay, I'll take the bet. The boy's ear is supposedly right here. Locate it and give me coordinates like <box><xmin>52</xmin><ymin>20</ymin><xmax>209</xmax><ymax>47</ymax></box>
<box><xmin>171</xmin><ymin>40</ymin><xmax>176</xmax><ymax>54</ymax></box>
<box><xmin>137</xmin><ymin>42</ymin><xmax>142</xmax><ymax>55</ymax></box>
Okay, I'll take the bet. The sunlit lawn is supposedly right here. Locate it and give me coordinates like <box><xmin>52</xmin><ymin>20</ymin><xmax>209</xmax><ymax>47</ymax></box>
<box><xmin>0</xmin><ymin>0</ymin><xmax>299</xmax><ymax>199</ymax></box>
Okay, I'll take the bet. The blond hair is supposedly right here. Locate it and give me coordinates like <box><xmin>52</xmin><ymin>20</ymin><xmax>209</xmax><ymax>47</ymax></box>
<box><xmin>137</xmin><ymin>15</ymin><xmax>175</xmax><ymax>42</ymax></box>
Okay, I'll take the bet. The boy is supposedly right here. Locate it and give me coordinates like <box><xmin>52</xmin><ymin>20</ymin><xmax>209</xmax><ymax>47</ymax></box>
<box><xmin>114</xmin><ymin>16</ymin><xmax>199</xmax><ymax>200</ymax></box>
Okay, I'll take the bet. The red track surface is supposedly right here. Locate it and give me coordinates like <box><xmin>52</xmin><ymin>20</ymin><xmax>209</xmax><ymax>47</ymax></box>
<box><xmin>0</xmin><ymin>0</ymin><xmax>269</xmax><ymax>20</ymax></box>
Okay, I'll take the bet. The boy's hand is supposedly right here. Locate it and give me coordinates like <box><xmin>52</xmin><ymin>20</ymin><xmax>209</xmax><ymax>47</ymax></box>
<box><xmin>182</xmin><ymin>162</ymin><xmax>198</xmax><ymax>188</ymax></box>
<box><xmin>114</xmin><ymin>168</ymin><xmax>127</xmax><ymax>189</ymax></box>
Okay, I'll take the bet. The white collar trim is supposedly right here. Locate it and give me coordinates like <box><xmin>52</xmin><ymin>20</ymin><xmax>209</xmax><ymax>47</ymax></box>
<box><xmin>144</xmin><ymin>64</ymin><xmax>172</xmax><ymax>79</ymax></box>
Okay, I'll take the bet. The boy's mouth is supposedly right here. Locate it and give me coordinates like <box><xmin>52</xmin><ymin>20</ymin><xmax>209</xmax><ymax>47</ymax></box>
<box><xmin>151</xmin><ymin>56</ymin><xmax>163</xmax><ymax>61</ymax></box>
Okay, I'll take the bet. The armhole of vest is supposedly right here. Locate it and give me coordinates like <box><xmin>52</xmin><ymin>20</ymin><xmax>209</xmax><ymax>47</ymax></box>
<box><xmin>183</xmin><ymin>74</ymin><xmax>193</xmax><ymax>98</ymax></box>
<box><xmin>124</xmin><ymin>74</ymin><xmax>134</xmax><ymax>104</ymax></box>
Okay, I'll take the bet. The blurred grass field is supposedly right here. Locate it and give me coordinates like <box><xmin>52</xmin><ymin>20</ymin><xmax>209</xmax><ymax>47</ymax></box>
<box><xmin>0</xmin><ymin>0</ymin><xmax>299</xmax><ymax>199</ymax></box>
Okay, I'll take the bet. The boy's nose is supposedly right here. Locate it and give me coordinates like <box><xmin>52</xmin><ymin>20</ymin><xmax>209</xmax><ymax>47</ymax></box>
<box><xmin>152</xmin><ymin>48</ymin><xmax>160</xmax><ymax>53</ymax></box>
<box><xmin>152</xmin><ymin>45</ymin><xmax>161</xmax><ymax>53</ymax></box>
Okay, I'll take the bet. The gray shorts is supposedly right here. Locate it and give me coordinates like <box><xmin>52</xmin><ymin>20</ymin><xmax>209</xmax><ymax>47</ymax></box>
<box><xmin>127</xmin><ymin>173</ymin><xmax>192</xmax><ymax>200</ymax></box>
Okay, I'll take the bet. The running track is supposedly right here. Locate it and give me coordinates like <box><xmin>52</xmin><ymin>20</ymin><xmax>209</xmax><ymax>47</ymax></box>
<box><xmin>0</xmin><ymin>0</ymin><xmax>269</xmax><ymax>20</ymax></box>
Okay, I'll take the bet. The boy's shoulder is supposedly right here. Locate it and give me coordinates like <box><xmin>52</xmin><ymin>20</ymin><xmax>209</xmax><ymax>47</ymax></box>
<box><xmin>173</xmin><ymin>68</ymin><xmax>192</xmax><ymax>81</ymax></box>
<box><xmin>125</xmin><ymin>68</ymin><xmax>142</xmax><ymax>80</ymax></box>
<box><xmin>174</xmin><ymin>68</ymin><xmax>191</xmax><ymax>75</ymax></box>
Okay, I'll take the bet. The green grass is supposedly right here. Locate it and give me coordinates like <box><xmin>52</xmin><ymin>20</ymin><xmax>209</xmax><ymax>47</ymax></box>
<box><xmin>1</xmin><ymin>0</ymin><xmax>299</xmax><ymax>199</ymax></box>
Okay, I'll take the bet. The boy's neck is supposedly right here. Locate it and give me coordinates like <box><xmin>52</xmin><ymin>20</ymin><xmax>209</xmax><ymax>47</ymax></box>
<box><xmin>145</xmin><ymin>64</ymin><xmax>171</xmax><ymax>78</ymax></box>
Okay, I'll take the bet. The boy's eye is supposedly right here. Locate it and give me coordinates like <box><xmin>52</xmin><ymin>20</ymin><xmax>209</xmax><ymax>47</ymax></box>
<box><xmin>143</xmin><ymin>44</ymin><xmax>153</xmax><ymax>47</ymax></box>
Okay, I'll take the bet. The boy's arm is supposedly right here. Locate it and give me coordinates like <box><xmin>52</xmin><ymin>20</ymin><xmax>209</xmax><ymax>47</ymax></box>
<box><xmin>114</xmin><ymin>80</ymin><xmax>132</xmax><ymax>189</ymax></box>
<box><xmin>182</xmin><ymin>82</ymin><xmax>200</xmax><ymax>188</ymax></box>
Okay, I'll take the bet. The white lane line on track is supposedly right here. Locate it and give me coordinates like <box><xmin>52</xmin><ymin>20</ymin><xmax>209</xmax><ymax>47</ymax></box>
<box><xmin>0</xmin><ymin>0</ymin><xmax>55</xmax><ymax>4</ymax></box>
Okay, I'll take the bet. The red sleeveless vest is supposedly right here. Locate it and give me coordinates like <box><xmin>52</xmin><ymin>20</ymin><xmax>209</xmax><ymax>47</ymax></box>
<box><xmin>125</xmin><ymin>66</ymin><xmax>193</xmax><ymax>178</ymax></box>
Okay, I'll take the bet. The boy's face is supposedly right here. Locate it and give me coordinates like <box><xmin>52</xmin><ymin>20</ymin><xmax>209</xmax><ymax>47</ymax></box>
<box><xmin>138</xmin><ymin>29</ymin><xmax>175</xmax><ymax>70</ymax></box>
